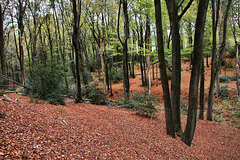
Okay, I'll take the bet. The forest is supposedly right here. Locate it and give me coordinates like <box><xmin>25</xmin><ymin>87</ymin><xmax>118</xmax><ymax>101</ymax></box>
<box><xmin>0</xmin><ymin>0</ymin><xmax>240</xmax><ymax>159</ymax></box>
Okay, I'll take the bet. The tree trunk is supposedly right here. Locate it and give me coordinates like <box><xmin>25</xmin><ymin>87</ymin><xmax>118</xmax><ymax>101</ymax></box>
<box><xmin>154</xmin><ymin>0</ymin><xmax>175</xmax><ymax>138</ymax></box>
<box><xmin>72</xmin><ymin>0</ymin><xmax>82</xmax><ymax>103</ymax></box>
<box><xmin>117</xmin><ymin>0</ymin><xmax>130</xmax><ymax>100</ymax></box>
<box><xmin>236</xmin><ymin>43</ymin><xmax>240</xmax><ymax>102</ymax></box>
<box><xmin>17</xmin><ymin>0</ymin><xmax>26</xmax><ymax>89</ymax></box>
<box><xmin>182</xmin><ymin>0</ymin><xmax>209</xmax><ymax>146</ymax></box>
<box><xmin>199</xmin><ymin>58</ymin><xmax>205</xmax><ymax>120</ymax></box>
<box><xmin>99</xmin><ymin>31</ymin><xmax>106</xmax><ymax>91</ymax></box>
<box><xmin>146</xmin><ymin>15</ymin><xmax>151</xmax><ymax>95</ymax></box>
<box><xmin>165</xmin><ymin>0</ymin><xmax>182</xmax><ymax>134</ymax></box>
<box><xmin>0</xmin><ymin>4</ymin><xmax>7</xmax><ymax>87</ymax></box>
<box><xmin>207</xmin><ymin>0</ymin><xmax>231</xmax><ymax>120</ymax></box>
<box><xmin>207</xmin><ymin>0</ymin><xmax>220</xmax><ymax>121</ymax></box>
<box><xmin>156</xmin><ymin>63</ymin><xmax>158</xmax><ymax>86</ymax></box>
<box><xmin>139</xmin><ymin>22</ymin><xmax>145</xmax><ymax>86</ymax></box>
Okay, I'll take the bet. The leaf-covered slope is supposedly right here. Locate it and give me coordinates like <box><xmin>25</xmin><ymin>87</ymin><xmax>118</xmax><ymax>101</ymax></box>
<box><xmin>0</xmin><ymin>93</ymin><xmax>239</xmax><ymax>159</ymax></box>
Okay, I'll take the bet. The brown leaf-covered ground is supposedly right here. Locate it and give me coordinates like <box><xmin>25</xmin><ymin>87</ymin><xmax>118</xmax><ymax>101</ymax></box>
<box><xmin>1</xmin><ymin>59</ymin><xmax>240</xmax><ymax>159</ymax></box>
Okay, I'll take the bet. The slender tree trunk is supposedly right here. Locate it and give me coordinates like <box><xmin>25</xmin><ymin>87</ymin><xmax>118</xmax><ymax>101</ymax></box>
<box><xmin>199</xmin><ymin>58</ymin><xmax>205</xmax><ymax>120</ymax></box>
<box><xmin>182</xmin><ymin>0</ymin><xmax>209</xmax><ymax>146</ymax></box>
<box><xmin>207</xmin><ymin>0</ymin><xmax>220</xmax><ymax>121</ymax></box>
<box><xmin>236</xmin><ymin>43</ymin><xmax>240</xmax><ymax>102</ymax></box>
<box><xmin>208</xmin><ymin>0</ymin><xmax>231</xmax><ymax>120</ymax></box>
<box><xmin>72</xmin><ymin>0</ymin><xmax>82</xmax><ymax>102</ymax></box>
<box><xmin>117</xmin><ymin>0</ymin><xmax>130</xmax><ymax>100</ymax></box>
<box><xmin>154</xmin><ymin>0</ymin><xmax>175</xmax><ymax>138</ymax></box>
<box><xmin>139</xmin><ymin>22</ymin><xmax>145</xmax><ymax>86</ymax></box>
<box><xmin>156</xmin><ymin>63</ymin><xmax>158</xmax><ymax>86</ymax></box>
<box><xmin>99</xmin><ymin>31</ymin><xmax>106</xmax><ymax>91</ymax></box>
<box><xmin>0</xmin><ymin>4</ymin><xmax>7</xmax><ymax>87</ymax></box>
<box><xmin>146</xmin><ymin>15</ymin><xmax>151</xmax><ymax>95</ymax></box>
<box><xmin>17</xmin><ymin>0</ymin><xmax>26</xmax><ymax>88</ymax></box>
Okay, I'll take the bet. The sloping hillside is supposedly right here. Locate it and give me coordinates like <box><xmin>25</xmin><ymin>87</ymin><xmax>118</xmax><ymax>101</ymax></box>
<box><xmin>0</xmin><ymin>93</ymin><xmax>239</xmax><ymax>159</ymax></box>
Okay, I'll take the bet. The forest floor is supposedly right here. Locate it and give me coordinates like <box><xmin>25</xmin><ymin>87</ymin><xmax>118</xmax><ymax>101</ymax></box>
<box><xmin>0</xmin><ymin>58</ymin><xmax>240</xmax><ymax>159</ymax></box>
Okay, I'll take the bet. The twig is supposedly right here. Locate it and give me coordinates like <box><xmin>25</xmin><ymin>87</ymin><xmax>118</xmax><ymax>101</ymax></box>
<box><xmin>3</xmin><ymin>94</ymin><xmax>16</xmax><ymax>103</ymax></box>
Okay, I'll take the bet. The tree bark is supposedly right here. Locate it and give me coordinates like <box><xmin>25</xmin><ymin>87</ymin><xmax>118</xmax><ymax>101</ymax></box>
<box><xmin>165</xmin><ymin>0</ymin><xmax>182</xmax><ymax>134</ymax></box>
<box><xmin>99</xmin><ymin>31</ymin><xmax>106</xmax><ymax>91</ymax></box>
<box><xmin>154</xmin><ymin>0</ymin><xmax>175</xmax><ymax>138</ymax></box>
<box><xmin>72</xmin><ymin>0</ymin><xmax>82</xmax><ymax>102</ymax></box>
<box><xmin>207</xmin><ymin>0</ymin><xmax>231</xmax><ymax>120</ymax></box>
<box><xmin>17</xmin><ymin>0</ymin><xmax>26</xmax><ymax>88</ymax></box>
<box><xmin>182</xmin><ymin>0</ymin><xmax>209</xmax><ymax>146</ymax></box>
<box><xmin>0</xmin><ymin>4</ymin><xmax>7</xmax><ymax>88</ymax></box>
<box><xmin>199</xmin><ymin>58</ymin><xmax>205</xmax><ymax>120</ymax></box>
<box><xmin>117</xmin><ymin>0</ymin><xmax>130</xmax><ymax>100</ymax></box>
<box><xmin>146</xmin><ymin>15</ymin><xmax>151</xmax><ymax>95</ymax></box>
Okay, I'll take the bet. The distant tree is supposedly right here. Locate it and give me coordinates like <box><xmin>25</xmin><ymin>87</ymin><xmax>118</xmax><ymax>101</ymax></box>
<box><xmin>207</xmin><ymin>0</ymin><xmax>232</xmax><ymax>120</ymax></box>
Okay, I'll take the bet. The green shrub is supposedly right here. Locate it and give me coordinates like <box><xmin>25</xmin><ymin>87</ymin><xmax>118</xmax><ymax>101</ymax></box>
<box><xmin>213</xmin><ymin>105</ymin><xmax>223</xmax><ymax>122</ymax></box>
<box><xmin>225</xmin><ymin>61</ymin><xmax>234</xmax><ymax>68</ymax></box>
<box><xmin>0</xmin><ymin>90</ymin><xmax>6</xmax><ymax>96</ymax></box>
<box><xmin>180</xmin><ymin>99</ymin><xmax>188</xmax><ymax>115</ymax></box>
<box><xmin>27</xmin><ymin>62</ymin><xmax>65</xmax><ymax>105</ymax></box>
<box><xmin>219</xmin><ymin>75</ymin><xmax>229</xmax><ymax>83</ymax></box>
<box><xmin>131</xmin><ymin>92</ymin><xmax>157</xmax><ymax>118</ymax></box>
<box><xmin>229</xmin><ymin>75</ymin><xmax>237</xmax><ymax>81</ymax></box>
<box><xmin>81</xmin><ymin>69</ymin><xmax>93</xmax><ymax>84</ymax></box>
<box><xmin>86</xmin><ymin>82</ymin><xmax>108</xmax><ymax>105</ymax></box>
<box><xmin>111</xmin><ymin>68</ymin><xmax>123</xmax><ymax>83</ymax></box>
<box><xmin>226</xmin><ymin>46</ymin><xmax>237</xmax><ymax>58</ymax></box>
<box><xmin>219</xmin><ymin>85</ymin><xmax>230</xmax><ymax>98</ymax></box>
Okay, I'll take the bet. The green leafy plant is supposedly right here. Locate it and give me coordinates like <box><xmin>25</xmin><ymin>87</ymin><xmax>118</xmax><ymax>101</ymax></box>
<box><xmin>131</xmin><ymin>92</ymin><xmax>157</xmax><ymax>118</ymax></box>
<box><xmin>219</xmin><ymin>85</ymin><xmax>230</xmax><ymax>98</ymax></box>
<box><xmin>229</xmin><ymin>75</ymin><xmax>237</xmax><ymax>81</ymax></box>
<box><xmin>219</xmin><ymin>75</ymin><xmax>229</xmax><ymax>83</ymax></box>
<box><xmin>213</xmin><ymin>105</ymin><xmax>223</xmax><ymax>122</ymax></box>
<box><xmin>86</xmin><ymin>82</ymin><xmax>108</xmax><ymax>105</ymax></box>
<box><xmin>81</xmin><ymin>69</ymin><xmax>93</xmax><ymax>84</ymax></box>
<box><xmin>111</xmin><ymin>68</ymin><xmax>123</xmax><ymax>83</ymax></box>
<box><xmin>180</xmin><ymin>99</ymin><xmax>188</xmax><ymax>115</ymax></box>
<box><xmin>226</xmin><ymin>46</ymin><xmax>237</xmax><ymax>58</ymax></box>
<box><xmin>27</xmin><ymin>61</ymin><xmax>65</xmax><ymax>105</ymax></box>
<box><xmin>225</xmin><ymin>61</ymin><xmax>234</xmax><ymax>68</ymax></box>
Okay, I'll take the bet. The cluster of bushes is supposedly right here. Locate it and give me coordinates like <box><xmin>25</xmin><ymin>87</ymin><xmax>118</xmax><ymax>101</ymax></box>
<box><xmin>219</xmin><ymin>75</ymin><xmax>237</xmax><ymax>83</ymax></box>
<box><xmin>116</xmin><ymin>92</ymin><xmax>157</xmax><ymax>118</ymax></box>
<box><xmin>111</xmin><ymin>68</ymin><xmax>123</xmax><ymax>83</ymax></box>
<box><xmin>83</xmin><ymin>82</ymin><xmax>108</xmax><ymax>105</ymax></box>
<box><xmin>27</xmin><ymin>62</ymin><xmax>66</xmax><ymax>105</ymax></box>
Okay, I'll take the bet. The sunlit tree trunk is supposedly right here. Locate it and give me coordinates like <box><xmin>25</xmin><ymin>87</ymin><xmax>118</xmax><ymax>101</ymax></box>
<box><xmin>146</xmin><ymin>15</ymin><xmax>151</xmax><ymax>95</ymax></box>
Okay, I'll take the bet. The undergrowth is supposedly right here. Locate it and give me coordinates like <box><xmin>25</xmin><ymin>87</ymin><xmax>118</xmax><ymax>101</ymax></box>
<box><xmin>84</xmin><ymin>82</ymin><xmax>108</xmax><ymax>105</ymax></box>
